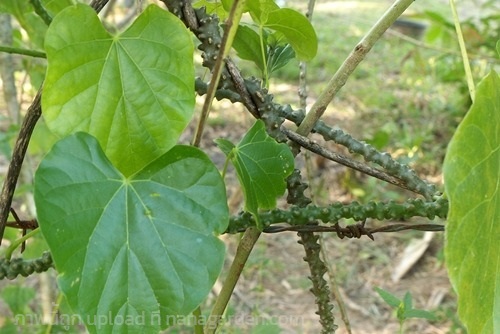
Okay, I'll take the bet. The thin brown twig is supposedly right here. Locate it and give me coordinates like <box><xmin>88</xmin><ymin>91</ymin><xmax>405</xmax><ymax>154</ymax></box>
<box><xmin>264</xmin><ymin>222</ymin><xmax>444</xmax><ymax>236</ymax></box>
<box><xmin>225</xmin><ymin>58</ymin><xmax>259</xmax><ymax>118</ymax></box>
<box><xmin>0</xmin><ymin>91</ymin><xmax>42</xmax><ymax>245</ymax></box>
<box><xmin>283</xmin><ymin>127</ymin><xmax>422</xmax><ymax>195</ymax></box>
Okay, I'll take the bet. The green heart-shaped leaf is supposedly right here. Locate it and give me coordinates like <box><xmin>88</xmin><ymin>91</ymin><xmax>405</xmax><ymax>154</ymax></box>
<box><xmin>265</xmin><ymin>8</ymin><xmax>317</xmax><ymax>61</ymax></box>
<box><xmin>42</xmin><ymin>4</ymin><xmax>195</xmax><ymax>176</ymax></box>
<box><xmin>233</xmin><ymin>24</ymin><xmax>265</xmax><ymax>71</ymax></box>
<box><xmin>34</xmin><ymin>133</ymin><xmax>228</xmax><ymax>333</ymax></box>
<box><xmin>216</xmin><ymin>120</ymin><xmax>294</xmax><ymax>229</ymax></box>
<box><xmin>444</xmin><ymin>70</ymin><xmax>500</xmax><ymax>334</ymax></box>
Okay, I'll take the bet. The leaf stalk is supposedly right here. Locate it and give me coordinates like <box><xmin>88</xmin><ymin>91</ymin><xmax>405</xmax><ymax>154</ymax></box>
<box><xmin>205</xmin><ymin>227</ymin><xmax>261</xmax><ymax>333</ymax></box>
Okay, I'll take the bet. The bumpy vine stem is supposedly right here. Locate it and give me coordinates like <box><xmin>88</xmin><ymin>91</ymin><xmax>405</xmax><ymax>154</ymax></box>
<box><xmin>284</xmin><ymin>128</ymin><xmax>414</xmax><ymax>193</ymax></box>
<box><xmin>288</xmin><ymin>170</ymin><xmax>338</xmax><ymax>333</ymax></box>
<box><xmin>228</xmin><ymin>197</ymin><xmax>448</xmax><ymax>233</ymax></box>
<box><xmin>299</xmin><ymin>231</ymin><xmax>337</xmax><ymax>333</ymax></box>
<box><xmin>162</xmin><ymin>0</ymin><xmax>261</xmax><ymax>119</ymax></box>
<box><xmin>3</xmin><ymin>198</ymin><xmax>447</xmax><ymax>236</ymax></box>
<box><xmin>0</xmin><ymin>251</ymin><xmax>53</xmax><ymax>280</ymax></box>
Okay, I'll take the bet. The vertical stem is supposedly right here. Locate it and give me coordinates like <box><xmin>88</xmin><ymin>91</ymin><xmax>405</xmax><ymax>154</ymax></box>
<box><xmin>205</xmin><ymin>227</ymin><xmax>261</xmax><ymax>333</ymax></box>
<box><xmin>449</xmin><ymin>0</ymin><xmax>475</xmax><ymax>102</ymax></box>
<box><xmin>0</xmin><ymin>92</ymin><xmax>42</xmax><ymax>244</ymax></box>
<box><xmin>192</xmin><ymin>306</ymin><xmax>204</xmax><ymax>334</ymax></box>
<box><xmin>298</xmin><ymin>0</ymin><xmax>316</xmax><ymax>107</ymax></box>
<box><xmin>296</xmin><ymin>0</ymin><xmax>416</xmax><ymax>136</ymax></box>
<box><xmin>319</xmin><ymin>238</ymin><xmax>352</xmax><ymax>333</ymax></box>
<box><xmin>192</xmin><ymin>0</ymin><xmax>247</xmax><ymax>146</ymax></box>
<box><xmin>296</xmin><ymin>1</ymin><xmax>339</xmax><ymax>332</ymax></box>
<box><xmin>259</xmin><ymin>25</ymin><xmax>269</xmax><ymax>88</ymax></box>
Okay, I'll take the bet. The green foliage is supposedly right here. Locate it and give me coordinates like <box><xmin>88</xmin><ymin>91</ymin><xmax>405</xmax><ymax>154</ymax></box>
<box><xmin>1</xmin><ymin>0</ymin><xmax>497</xmax><ymax>333</ymax></box>
<box><xmin>34</xmin><ymin>132</ymin><xmax>228</xmax><ymax>332</ymax></box>
<box><xmin>42</xmin><ymin>4</ymin><xmax>195</xmax><ymax>176</ymax></box>
<box><xmin>376</xmin><ymin>288</ymin><xmax>436</xmax><ymax>334</ymax></box>
<box><xmin>216</xmin><ymin>120</ymin><xmax>294</xmax><ymax>229</ymax></box>
<box><xmin>233</xmin><ymin>25</ymin><xmax>296</xmax><ymax>76</ymax></box>
<box><xmin>443</xmin><ymin>70</ymin><xmax>500</xmax><ymax>334</ymax></box>
<box><xmin>233</xmin><ymin>24</ymin><xmax>263</xmax><ymax>68</ymax></box>
<box><xmin>262</xmin><ymin>8</ymin><xmax>316</xmax><ymax>61</ymax></box>
<box><xmin>219</xmin><ymin>0</ymin><xmax>316</xmax><ymax>84</ymax></box>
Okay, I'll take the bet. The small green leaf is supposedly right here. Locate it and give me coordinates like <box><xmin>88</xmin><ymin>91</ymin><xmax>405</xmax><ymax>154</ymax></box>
<box><xmin>246</xmin><ymin>0</ymin><xmax>279</xmax><ymax>24</ymax></box>
<box><xmin>404</xmin><ymin>308</ymin><xmax>437</xmax><ymax>321</ymax></box>
<box><xmin>215</xmin><ymin>120</ymin><xmax>294</xmax><ymax>228</ymax></box>
<box><xmin>444</xmin><ymin>70</ymin><xmax>500</xmax><ymax>334</ymax></box>
<box><xmin>233</xmin><ymin>24</ymin><xmax>265</xmax><ymax>72</ymax></box>
<box><xmin>402</xmin><ymin>292</ymin><xmax>413</xmax><ymax>311</ymax></box>
<box><xmin>375</xmin><ymin>287</ymin><xmax>401</xmax><ymax>308</ymax></box>
<box><xmin>34</xmin><ymin>133</ymin><xmax>229</xmax><ymax>333</ymax></box>
<box><xmin>215</xmin><ymin>138</ymin><xmax>236</xmax><ymax>156</ymax></box>
<box><xmin>264</xmin><ymin>8</ymin><xmax>317</xmax><ymax>61</ymax></box>
<box><xmin>267</xmin><ymin>43</ymin><xmax>295</xmax><ymax>74</ymax></box>
<box><xmin>42</xmin><ymin>4</ymin><xmax>195</xmax><ymax>176</ymax></box>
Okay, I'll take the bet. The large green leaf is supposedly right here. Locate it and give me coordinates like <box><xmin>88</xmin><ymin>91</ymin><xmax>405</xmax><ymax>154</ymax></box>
<box><xmin>34</xmin><ymin>133</ymin><xmax>228</xmax><ymax>333</ymax></box>
<box><xmin>215</xmin><ymin>120</ymin><xmax>294</xmax><ymax>229</ymax></box>
<box><xmin>264</xmin><ymin>8</ymin><xmax>317</xmax><ymax>61</ymax></box>
<box><xmin>233</xmin><ymin>24</ymin><xmax>265</xmax><ymax>71</ymax></box>
<box><xmin>443</xmin><ymin>70</ymin><xmax>500</xmax><ymax>334</ymax></box>
<box><xmin>42</xmin><ymin>4</ymin><xmax>195</xmax><ymax>176</ymax></box>
<box><xmin>246</xmin><ymin>0</ymin><xmax>279</xmax><ymax>24</ymax></box>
